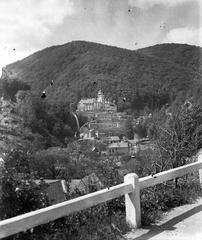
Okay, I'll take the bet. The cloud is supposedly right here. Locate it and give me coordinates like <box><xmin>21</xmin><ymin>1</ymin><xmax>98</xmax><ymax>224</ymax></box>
<box><xmin>0</xmin><ymin>0</ymin><xmax>75</xmax><ymax>64</ymax></box>
<box><xmin>0</xmin><ymin>47</ymin><xmax>34</xmax><ymax>72</ymax></box>
<box><xmin>163</xmin><ymin>27</ymin><xmax>202</xmax><ymax>46</ymax></box>
<box><xmin>0</xmin><ymin>0</ymin><xmax>75</xmax><ymax>26</ymax></box>
<box><xmin>128</xmin><ymin>0</ymin><xmax>199</xmax><ymax>9</ymax></box>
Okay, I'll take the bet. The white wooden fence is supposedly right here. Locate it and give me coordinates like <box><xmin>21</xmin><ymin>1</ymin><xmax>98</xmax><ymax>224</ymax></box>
<box><xmin>1</xmin><ymin>155</ymin><xmax>202</xmax><ymax>239</ymax></box>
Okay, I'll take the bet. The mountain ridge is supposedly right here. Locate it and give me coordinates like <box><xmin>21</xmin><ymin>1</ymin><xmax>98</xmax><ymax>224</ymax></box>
<box><xmin>2</xmin><ymin>41</ymin><xmax>202</xmax><ymax>112</ymax></box>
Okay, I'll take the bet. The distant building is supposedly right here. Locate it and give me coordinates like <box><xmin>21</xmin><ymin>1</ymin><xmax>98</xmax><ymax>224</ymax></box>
<box><xmin>107</xmin><ymin>142</ymin><xmax>129</xmax><ymax>155</ymax></box>
<box><xmin>77</xmin><ymin>89</ymin><xmax>117</xmax><ymax>113</ymax></box>
<box><xmin>107</xmin><ymin>136</ymin><xmax>120</xmax><ymax>144</ymax></box>
<box><xmin>107</xmin><ymin>137</ymin><xmax>153</xmax><ymax>156</ymax></box>
<box><xmin>77</xmin><ymin>98</ymin><xmax>99</xmax><ymax>112</ymax></box>
<box><xmin>69</xmin><ymin>173</ymin><xmax>103</xmax><ymax>194</ymax></box>
<box><xmin>97</xmin><ymin>89</ymin><xmax>105</xmax><ymax>106</ymax></box>
<box><xmin>79</xmin><ymin>126</ymin><xmax>98</xmax><ymax>139</ymax></box>
<box><xmin>127</xmin><ymin>137</ymin><xmax>155</xmax><ymax>156</ymax></box>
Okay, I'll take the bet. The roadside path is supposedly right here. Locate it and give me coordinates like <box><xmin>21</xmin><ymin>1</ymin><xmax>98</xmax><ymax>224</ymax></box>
<box><xmin>124</xmin><ymin>198</ymin><xmax>202</xmax><ymax>240</ymax></box>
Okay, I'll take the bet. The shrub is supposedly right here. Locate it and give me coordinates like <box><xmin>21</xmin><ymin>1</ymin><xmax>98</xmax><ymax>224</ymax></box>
<box><xmin>41</xmin><ymin>191</ymin><xmax>129</xmax><ymax>240</ymax></box>
<box><xmin>1</xmin><ymin>148</ymin><xmax>129</xmax><ymax>240</ymax></box>
<box><xmin>140</xmin><ymin>173</ymin><xmax>202</xmax><ymax>225</ymax></box>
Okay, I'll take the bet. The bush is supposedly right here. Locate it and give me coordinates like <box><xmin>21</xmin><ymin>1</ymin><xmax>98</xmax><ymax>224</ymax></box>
<box><xmin>120</xmin><ymin>154</ymin><xmax>131</xmax><ymax>163</ymax></box>
<box><xmin>140</xmin><ymin>173</ymin><xmax>202</xmax><ymax>225</ymax></box>
<box><xmin>1</xmin><ymin>148</ymin><xmax>129</xmax><ymax>240</ymax></box>
<box><xmin>40</xmin><ymin>190</ymin><xmax>129</xmax><ymax>240</ymax></box>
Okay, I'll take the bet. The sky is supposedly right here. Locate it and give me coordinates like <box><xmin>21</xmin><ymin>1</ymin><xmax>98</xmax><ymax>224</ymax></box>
<box><xmin>0</xmin><ymin>0</ymin><xmax>201</xmax><ymax>73</ymax></box>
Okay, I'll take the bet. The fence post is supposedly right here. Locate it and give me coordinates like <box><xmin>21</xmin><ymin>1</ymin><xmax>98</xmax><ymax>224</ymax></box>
<box><xmin>198</xmin><ymin>154</ymin><xmax>202</xmax><ymax>188</ymax></box>
<box><xmin>124</xmin><ymin>173</ymin><xmax>141</xmax><ymax>229</ymax></box>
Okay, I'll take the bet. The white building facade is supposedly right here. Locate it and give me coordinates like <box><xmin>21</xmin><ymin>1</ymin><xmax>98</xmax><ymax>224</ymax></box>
<box><xmin>77</xmin><ymin>89</ymin><xmax>116</xmax><ymax>112</ymax></box>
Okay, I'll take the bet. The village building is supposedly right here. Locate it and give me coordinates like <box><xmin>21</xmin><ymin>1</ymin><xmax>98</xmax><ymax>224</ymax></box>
<box><xmin>34</xmin><ymin>174</ymin><xmax>103</xmax><ymax>204</ymax></box>
<box><xmin>107</xmin><ymin>136</ymin><xmax>154</xmax><ymax>156</ymax></box>
<box><xmin>107</xmin><ymin>142</ymin><xmax>129</xmax><ymax>155</ymax></box>
<box><xmin>107</xmin><ymin>136</ymin><xmax>120</xmax><ymax>144</ymax></box>
<box><xmin>77</xmin><ymin>89</ymin><xmax>117</xmax><ymax>113</ymax></box>
<box><xmin>127</xmin><ymin>138</ymin><xmax>155</xmax><ymax>156</ymax></box>
<box><xmin>69</xmin><ymin>173</ymin><xmax>103</xmax><ymax>194</ymax></box>
<box><xmin>79</xmin><ymin>126</ymin><xmax>99</xmax><ymax>139</ymax></box>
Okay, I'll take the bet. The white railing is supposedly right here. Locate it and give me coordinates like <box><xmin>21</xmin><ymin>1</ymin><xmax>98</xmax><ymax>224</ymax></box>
<box><xmin>1</xmin><ymin>155</ymin><xmax>202</xmax><ymax>239</ymax></box>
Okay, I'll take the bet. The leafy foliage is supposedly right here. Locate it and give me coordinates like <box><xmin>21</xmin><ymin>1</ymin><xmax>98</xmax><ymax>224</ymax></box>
<box><xmin>1</xmin><ymin>147</ymin><xmax>129</xmax><ymax>240</ymax></box>
<box><xmin>124</xmin><ymin>117</ymin><xmax>134</xmax><ymax>139</ymax></box>
<box><xmin>140</xmin><ymin>174</ymin><xmax>202</xmax><ymax>225</ymax></box>
<box><xmin>0</xmin><ymin>148</ymin><xmax>52</xmax><ymax>239</ymax></box>
<box><xmin>133</xmin><ymin>117</ymin><xmax>148</xmax><ymax>138</ymax></box>
<box><xmin>29</xmin><ymin>148</ymin><xmax>71</xmax><ymax>179</ymax></box>
<box><xmin>14</xmin><ymin>90</ymin><xmax>87</xmax><ymax>148</ymax></box>
<box><xmin>0</xmin><ymin>77</ymin><xmax>31</xmax><ymax>102</ymax></box>
<box><xmin>147</xmin><ymin>103</ymin><xmax>202</xmax><ymax>169</ymax></box>
<box><xmin>122</xmin><ymin>103</ymin><xmax>202</xmax><ymax>224</ymax></box>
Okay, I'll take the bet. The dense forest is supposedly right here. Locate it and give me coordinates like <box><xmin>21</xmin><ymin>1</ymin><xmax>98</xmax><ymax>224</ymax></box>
<box><xmin>2</xmin><ymin>41</ymin><xmax>202</xmax><ymax>114</ymax></box>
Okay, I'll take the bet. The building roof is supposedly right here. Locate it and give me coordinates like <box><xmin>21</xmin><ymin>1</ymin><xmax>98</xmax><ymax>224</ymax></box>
<box><xmin>108</xmin><ymin>136</ymin><xmax>120</xmax><ymax>141</ymax></box>
<box><xmin>79</xmin><ymin>98</ymin><xmax>96</xmax><ymax>104</ymax></box>
<box><xmin>107</xmin><ymin>142</ymin><xmax>128</xmax><ymax>149</ymax></box>
<box><xmin>127</xmin><ymin>139</ymin><xmax>139</xmax><ymax>145</ymax></box>
<box><xmin>69</xmin><ymin>173</ymin><xmax>103</xmax><ymax>194</ymax></box>
<box><xmin>98</xmin><ymin>89</ymin><xmax>103</xmax><ymax>95</ymax></box>
<box><xmin>34</xmin><ymin>179</ymin><xmax>67</xmax><ymax>204</ymax></box>
<box><xmin>34</xmin><ymin>179</ymin><xmax>61</xmax><ymax>184</ymax></box>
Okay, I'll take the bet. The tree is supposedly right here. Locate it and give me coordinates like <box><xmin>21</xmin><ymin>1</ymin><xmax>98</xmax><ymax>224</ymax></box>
<box><xmin>0</xmin><ymin>148</ymin><xmax>51</xmax><ymax>218</ymax></box>
<box><xmin>29</xmin><ymin>148</ymin><xmax>71</xmax><ymax>179</ymax></box>
<box><xmin>52</xmin><ymin>122</ymin><xmax>61</xmax><ymax>136</ymax></box>
<box><xmin>0</xmin><ymin>147</ymin><xmax>54</xmax><ymax>239</ymax></box>
<box><xmin>134</xmin><ymin>117</ymin><xmax>148</xmax><ymax>139</ymax></box>
<box><xmin>1</xmin><ymin>77</ymin><xmax>31</xmax><ymax>102</ymax></box>
<box><xmin>15</xmin><ymin>90</ymin><xmax>74</xmax><ymax>147</ymax></box>
<box><xmin>124</xmin><ymin>117</ymin><xmax>134</xmax><ymax>139</ymax></box>
<box><xmin>147</xmin><ymin>102</ymin><xmax>202</xmax><ymax>175</ymax></box>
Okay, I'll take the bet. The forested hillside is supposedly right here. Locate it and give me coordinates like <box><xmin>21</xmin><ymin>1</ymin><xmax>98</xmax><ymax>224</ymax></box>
<box><xmin>2</xmin><ymin>41</ymin><xmax>202</xmax><ymax>113</ymax></box>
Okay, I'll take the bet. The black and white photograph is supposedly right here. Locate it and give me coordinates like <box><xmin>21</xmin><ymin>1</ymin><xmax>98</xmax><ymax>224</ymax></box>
<box><xmin>0</xmin><ymin>0</ymin><xmax>202</xmax><ymax>239</ymax></box>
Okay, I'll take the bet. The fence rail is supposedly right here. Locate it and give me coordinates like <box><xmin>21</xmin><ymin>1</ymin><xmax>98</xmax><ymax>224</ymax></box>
<box><xmin>0</xmin><ymin>182</ymin><xmax>133</xmax><ymax>239</ymax></box>
<box><xmin>139</xmin><ymin>160</ymin><xmax>202</xmax><ymax>190</ymax></box>
<box><xmin>1</xmin><ymin>155</ymin><xmax>202</xmax><ymax>239</ymax></box>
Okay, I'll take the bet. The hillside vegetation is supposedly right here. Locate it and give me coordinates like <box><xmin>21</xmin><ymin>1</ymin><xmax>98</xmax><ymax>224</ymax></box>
<box><xmin>2</xmin><ymin>41</ymin><xmax>202</xmax><ymax>113</ymax></box>
<box><xmin>0</xmin><ymin>93</ymin><xmax>87</xmax><ymax>156</ymax></box>
<box><xmin>1</xmin><ymin>102</ymin><xmax>202</xmax><ymax>240</ymax></box>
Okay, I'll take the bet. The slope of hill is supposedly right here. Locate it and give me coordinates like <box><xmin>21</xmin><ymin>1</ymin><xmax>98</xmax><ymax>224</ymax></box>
<box><xmin>136</xmin><ymin>43</ymin><xmax>202</xmax><ymax>76</ymax></box>
<box><xmin>0</xmin><ymin>99</ymin><xmax>30</xmax><ymax>157</ymax></box>
<box><xmin>2</xmin><ymin>41</ymin><xmax>202</xmax><ymax>112</ymax></box>
<box><xmin>0</xmin><ymin>95</ymin><xmax>86</xmax><ymax>156</ymax></box>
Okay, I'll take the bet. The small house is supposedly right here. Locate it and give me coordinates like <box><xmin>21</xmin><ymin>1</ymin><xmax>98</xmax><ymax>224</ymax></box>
<box><xmin>69</xmin><ymin>173</ymin><xmax>103</xmax><ymax>194</ymax></box>
<box><xmin>107</xmin><ymin>142</ymin><xmax>129</xmax><ymax>155</ymax></box>
<box><xmin>107</xmin><ymin>136</ymin><xmax>120</xmax><ymax>144</ymax></box>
